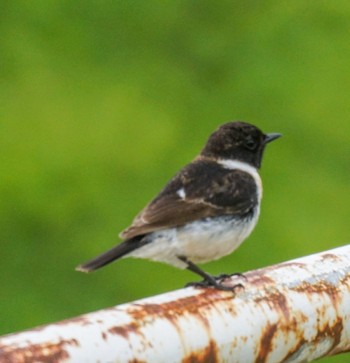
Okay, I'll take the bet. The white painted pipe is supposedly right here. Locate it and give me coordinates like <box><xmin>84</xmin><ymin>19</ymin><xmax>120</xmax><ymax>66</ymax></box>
<box><xmin>1</xmin><ymin>244</ymin><xmax>350</xmax><ymax>362</ymax></box>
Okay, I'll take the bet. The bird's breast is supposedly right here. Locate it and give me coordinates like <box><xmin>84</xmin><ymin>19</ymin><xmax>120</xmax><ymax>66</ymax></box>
<box><xmin>176</xmin><ymin>209</ymin><xmax>259</xmax><ymax>263</ymax></box>
<box><xmin>127</xmin><ymin>207</ymin><xmax>260</xmax><ymax>268</ymax></box>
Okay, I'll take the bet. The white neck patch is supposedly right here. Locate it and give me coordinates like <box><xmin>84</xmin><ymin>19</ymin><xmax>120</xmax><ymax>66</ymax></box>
<box><xmin>218</xmin><ymin>159</ymin><xmax>263</xmax><ymax>200</ymax></box>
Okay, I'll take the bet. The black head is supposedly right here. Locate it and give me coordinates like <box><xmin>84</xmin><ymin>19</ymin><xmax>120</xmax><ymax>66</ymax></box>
<box><xmin>201</xmin><ymin>121</ymin><xmax>281</xmax><ymax>168</ymax></box>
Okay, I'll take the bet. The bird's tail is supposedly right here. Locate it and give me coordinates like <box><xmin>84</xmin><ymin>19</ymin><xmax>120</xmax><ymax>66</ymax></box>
<box><xmin>76</xmin><ymin>237</ymin><xmax>144</xmax><ymax>273</ymax></box>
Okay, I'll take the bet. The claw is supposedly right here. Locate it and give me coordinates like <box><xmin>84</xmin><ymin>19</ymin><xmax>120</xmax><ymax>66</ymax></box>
<box><xmin>185</xmin><ymin>272</ymin><xmax>246</xmax><ymax>291</ymax></box>
<box><xmin>185</xmin><ymin>280</ymin><xmax>234</xmax><ymax>291</ymax></box>
<box><xmin>178</xmin><ymin>256</ymin><xmax>246</xmax><ymax>292</ymax></box>
<box><xmin>214</xmin><ymin>272</ymin><xmax>247</xmax><ymax>280</ymax></box>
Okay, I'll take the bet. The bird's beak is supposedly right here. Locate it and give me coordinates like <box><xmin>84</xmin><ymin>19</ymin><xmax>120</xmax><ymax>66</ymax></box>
<box><xmin>264</xmin><ymin>133</ymin><xmax>282</xmax><ymax>144</ymax></box>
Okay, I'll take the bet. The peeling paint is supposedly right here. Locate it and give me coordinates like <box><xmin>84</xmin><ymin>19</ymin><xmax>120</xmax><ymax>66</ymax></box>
<box><xmin>0</xmin><ymin>244</ymin><xmax>349</xmax><ymax>362</ymax></box>
<box><xmin>0</xmin><ymin>339</ymin><xmax>78</xmax><ymax>363</ymax></box>
<box><xmin>182</xmin><ymin>340</ymin><xmax>218</xmax><ymax>363</ymax></box>
<box><xmin>255</xmin><ymin>323</ymin><xmax>278</xmax><ymax>363</ymax></box>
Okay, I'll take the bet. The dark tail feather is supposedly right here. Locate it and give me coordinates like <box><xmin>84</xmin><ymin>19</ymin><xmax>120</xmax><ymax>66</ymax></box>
<box><xmin>76</xmin><ymin>237</ymin><xmax>143</xmax><ymax>273</ymax></box>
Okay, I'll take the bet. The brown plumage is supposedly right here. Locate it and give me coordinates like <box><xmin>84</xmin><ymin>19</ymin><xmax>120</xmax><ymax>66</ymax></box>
<box><xmin>76</xmin><ymin>121</ymin><xmax>281</xmax><ymax>290</ymax></box>
<box><xmin>120</xmin><ymin>160</ymin><xmax>257</xmax><ymax>239</ymax></box>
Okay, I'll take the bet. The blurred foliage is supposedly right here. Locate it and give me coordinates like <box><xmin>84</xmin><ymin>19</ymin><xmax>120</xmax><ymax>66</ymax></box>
<box><xmin>0</xmin><ymin>1</ymin><xmax>349</xmax><ymax>361</ymax></box>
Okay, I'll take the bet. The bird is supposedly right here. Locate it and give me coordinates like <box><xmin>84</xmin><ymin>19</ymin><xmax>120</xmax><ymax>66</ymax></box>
<box><xmin>76</xmin><ymin>121</ymin><xmax>281</xmax><ymax>290</ymax></box>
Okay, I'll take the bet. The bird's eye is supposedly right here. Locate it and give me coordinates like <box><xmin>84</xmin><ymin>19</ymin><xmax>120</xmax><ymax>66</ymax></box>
<box><xmin>244</xmin><ymin>137</ymin><xmax>257</xmax><ymax>150</ymax></box>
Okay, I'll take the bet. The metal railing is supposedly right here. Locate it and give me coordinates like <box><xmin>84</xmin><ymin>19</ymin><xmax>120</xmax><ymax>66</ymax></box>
<box><xmin>1</xmin><ymin>244</ymin><xmax>350</xmax><ymax>363</ymax></box>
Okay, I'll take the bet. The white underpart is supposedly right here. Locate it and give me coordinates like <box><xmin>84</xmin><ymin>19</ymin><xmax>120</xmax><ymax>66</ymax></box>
<box><xmin>128</xmin><ymin>158</ymin><xmax>262</xmax><ymax>269</ymax></box>
<box><xmin>176</xmin><ymin>188</ymin><xmax>186</xmax><ymax>199</ymax></box>
<box><xmin>128</xmin><ymin>214</ymin><xmax>259</xmax><ymax>269</ymax></box>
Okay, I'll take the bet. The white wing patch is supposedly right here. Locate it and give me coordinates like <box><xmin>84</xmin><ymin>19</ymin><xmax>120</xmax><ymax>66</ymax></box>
<box><xmin>176</xmin><ymin>188</ymin><xmax>186</xmax><ymax>199</ymax></box>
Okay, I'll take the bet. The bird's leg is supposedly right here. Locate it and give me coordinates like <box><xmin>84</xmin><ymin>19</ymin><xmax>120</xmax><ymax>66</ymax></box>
<box><xmin>178</xmin><ymin>256</ymin><xmax>236</xmax><ymax>291</ymax></box>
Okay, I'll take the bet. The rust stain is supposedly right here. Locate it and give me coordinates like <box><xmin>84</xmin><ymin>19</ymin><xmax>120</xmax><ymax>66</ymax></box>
<box><xmin>54</xmin><ymin>288</ymin><xmax>239</xmax><ymax>349</ymax></box>
<box><xmin>108</xmin><ymin>322</ymin><xmax>140</xmax><ymax>339</ymax></box>
<box><xmin>101</xmin><ymin>331</ymin><xmax>108</xmax><ymax>341</ymax></box>
<box><xmin>260</xmin><ymin>261</ymin><xmax>307</xmax><ymax>273</ymax></box>
<box><xmin>321</xmin><ymin>253</ymin><xmax>340</xmax><ymax>261</ymax></box>
<box><xmin>107</xmin><ymin>319</ymin><xmax>154</xmax><ymax>354</ymax></box>
<box><xmin>182</xmin><ymin>340</ymin><xmax>218</xmax><ymax>363</ymax></box>
<box><xmin>107</xmin><ymin>291</ymin><xmax>229</xmax><ymax>361</ymax></box>
<box><xmin>292</xmin><ymin>280</ymin><xmax>338</xmax><ymax>295</ymax></box>
<box><xmin>277</xmin><ymin>274</ymin><xmax>345</xmax><ymax>361</ymax></box>
<box><xmin>0</xmin><ymin>339</ymin><xmax>78</xmax><ymax>363</ymax></box>
<box><xmin>133</xmin><ymin>292</ymin><xmax>220</xmax><ymax>358</ymax></box>
<box><xmin>283</xmin><ymin>315</ymin><xmax>344</xmax><ymax>361</ymax></box>
<box><xmin>245</xmin><ymin>270</ymin><xmax>275</xmax><ymax>287</ymax></box>
<box><xmin>124</xmin><ymin>290</ymin><xmax>232</xmax><ymax>337</ymax></box>
<box><xmin>130</xmin><ymin>289</ymin><xmax>229</xmax><ymax>320</ymax></box>
<box><xmin>291</xmin><ymin>280</ymin><xmax>341</xmax><ymax>317</ymax></box>
<box><xmin>328</xmin><ymin>344</ymin><xmax>350</xmax><ymax>356</ymax></box>
<box><xmin>317</xmin><ymin>317</ymin><xmax>343</xmax><ymax>352</ymax></box>
<box><xmin>55</xmin><ymin>315</ymin><xmax>94</xmax><ymax>327</ymax></box>
<box><xmin>254</xmin><ymin>290</ymin><xmax>290</xmax><ymax>322</ymax></box>
<box><xmin>241</xmin><ymin>336</ymin><xmax>248</xmax><ymax>344</ymax></box>
<box><xmin>269</xmin><ymin>291</ymin><xmax>289</xmax><ymax>322</ymax></box>
<box><xmin>340</xmin><ymin>275</ymin><xmax>350</xmax><ymax>297</ymax></box>
<box><xmin>2</xmin><ymin>253</ymin><xmax>347</xmax><ymax>363</ymax></box>
<box><xmin>282</xmin><ymin>336</ymin><xmax>307</xmax><ymax>362</ymax></box>
<box><xmin>255</xmin><ymin>323</ymin><xmax>278</xmax><ymax>363</ymax></box>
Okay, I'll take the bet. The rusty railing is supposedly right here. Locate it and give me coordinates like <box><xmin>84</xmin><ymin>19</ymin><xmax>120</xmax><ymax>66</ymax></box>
<box><xmin>0</xmin><ymin>244</ymin><xmax>350</xmax><ymax>363</ymax></box>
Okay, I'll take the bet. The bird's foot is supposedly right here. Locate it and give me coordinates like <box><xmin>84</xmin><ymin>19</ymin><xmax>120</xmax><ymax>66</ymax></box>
<box><xmin>185</xmin><ymin>274</ymin><xmax>245</xmax><ymax>292</ymax></box>
<box><xmin>185</xmin><ymin>279</ymin><xmax>235</xmax><ymax>291</ymax></box>
<box><xmin>213</xmin><ymin>272</ymin><xmax>247</xmax><ymax>280</ymax></box>
<box><xmin>179</xmin><ymin>256</ymin><xmax>245</xmax><ymax>292</ymax></box>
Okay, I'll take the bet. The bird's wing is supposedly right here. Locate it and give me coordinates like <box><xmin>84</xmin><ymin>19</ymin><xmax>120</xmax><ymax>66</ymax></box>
<box><xmin>120</xmin><ymin>160</ymin><xmax>258</xmax><ymax>239</ymax></box>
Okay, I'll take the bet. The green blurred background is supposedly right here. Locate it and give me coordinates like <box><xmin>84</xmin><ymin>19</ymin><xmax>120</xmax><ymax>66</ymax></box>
<box><xmin>1</xmin><ymin>1</ymin><xmax>349</xmax><ymax>362</ymax></box>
